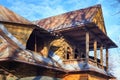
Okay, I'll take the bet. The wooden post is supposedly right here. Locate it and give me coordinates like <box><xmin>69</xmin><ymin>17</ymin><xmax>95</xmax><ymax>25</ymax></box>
<box><xmin>86</xmin><ymin>31</ymin><xmax>89</xmax><ymax>62</ymax></box>
<box><xmin>100</xmin><ymin>45</ymin><xmax>103</xmax><ymax>69</ymax></box>
<box><xmin>65</xmin><ymin>46</ymin><xmax>68</xmax><ymax>60</ymax></box>
<box><xmin>94</xmin><ymin>39</ymin><xmax>97</xmax><ymax>66</ymax></box>
<box><xmin>106</xmin><ymin>48</ymin><xmax>108</xmax><ymax>71</ymax></box>
<box><xmin>34</xmin><ymin>32</ymin><xmax>37</xmax><ymax>52</ymax></box>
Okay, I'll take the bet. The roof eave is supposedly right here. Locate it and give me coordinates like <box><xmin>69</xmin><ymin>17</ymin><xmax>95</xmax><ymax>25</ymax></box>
<box><xmin>52</xmin><ymin>22</ymin><xmax>117</xmax><ymax>49</ymax></box>
<box><xmin>0</xmin><ymin>21</ymin><xmax>36</xmax><ymax>28</ymax></box>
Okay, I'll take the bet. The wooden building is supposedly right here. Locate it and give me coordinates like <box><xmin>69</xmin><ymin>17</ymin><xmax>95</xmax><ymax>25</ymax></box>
<box><xmin>0</xmin><ymin>4</ymin><xmax>117</xmax><ymax>80</ymax></box>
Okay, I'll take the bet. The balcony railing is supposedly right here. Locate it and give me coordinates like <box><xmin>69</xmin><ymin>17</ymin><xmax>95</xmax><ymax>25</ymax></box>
<box><xmin>63</xmin><ymin>58</ymin><xmax>106</xmax><ymax>71</ymax></box>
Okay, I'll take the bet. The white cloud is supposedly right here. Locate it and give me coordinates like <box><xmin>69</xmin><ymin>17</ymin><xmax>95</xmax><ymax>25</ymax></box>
<box><xmin>7</xmin><ymin>0</ymin><xmax>66</xmax><ymax>20</ymax></box>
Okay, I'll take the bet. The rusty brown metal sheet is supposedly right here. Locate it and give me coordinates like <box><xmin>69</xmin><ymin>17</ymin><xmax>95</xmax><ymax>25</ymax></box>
<box><xmin>35</xmin><ymin>5</ymin><xmax>100</xmax><ymax>31</ymax></box>
<box><xmin>0</xmin><ymin>5</ymin><xmax>32</xmax><ymax>25</ymax></box>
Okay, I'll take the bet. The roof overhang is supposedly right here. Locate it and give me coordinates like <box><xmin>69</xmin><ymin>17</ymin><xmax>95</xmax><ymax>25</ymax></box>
<box><xmin>33</xmin><ymin>27</ymin><xmax>56</xmax><ymax>40</ymax></box>
<box><xmin>53</xmin><ymin>22</ymin><xmax>117</xmax><ymax>50</ymax></box>
<box><xmin>0</xmin><ymin>59</ymin><xmax>66</xmax><ymax>78</ymax></box>
<box><xmin>0</xmin><ymin>21</ymin><xmax>36</xmax><ymax>28</ymax></box>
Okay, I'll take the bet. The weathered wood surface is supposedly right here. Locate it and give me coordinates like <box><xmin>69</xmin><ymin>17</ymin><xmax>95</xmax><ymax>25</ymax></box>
<box><xmin>63</xmin><ymin>73</ymin><xmax>109</xmax><ymax>80</ymax></box>
<box><xmin>4</xmin><ymin>24</ymin><xmax>34</xmax><ymax>46</ymax></box>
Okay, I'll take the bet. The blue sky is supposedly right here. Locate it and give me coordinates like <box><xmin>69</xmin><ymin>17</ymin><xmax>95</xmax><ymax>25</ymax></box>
<box><xmin>0</xmin><ymin>0</ymin><xmax>120</xmax><ymax>79</ymax></box>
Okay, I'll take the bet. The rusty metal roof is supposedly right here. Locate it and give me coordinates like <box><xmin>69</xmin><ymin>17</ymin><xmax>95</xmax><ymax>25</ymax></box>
<box><xmin>0</xmin><ymin>5</ymin><xmax>32</xmax><ymax>25</ymax></box>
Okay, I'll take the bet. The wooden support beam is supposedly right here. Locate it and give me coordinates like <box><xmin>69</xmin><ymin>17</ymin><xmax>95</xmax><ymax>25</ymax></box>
<box><xmin>94</xmin><ymin>39</ymin><xmax>97</xmax><ymax>66</ymax></box>
<box><xmin>86</xmin><ymin>31</ymin><xmax>89</xmax><ymax>62</ymax></box>
<box><xmin>85</xmin><ymin>26</ymin><xmax>108</xmax><ymax>48</ymax></box>
<box><xmin>100</xmin><ymin>44</ymin><xmax>103</xmax><ymax>69</ymax></box>
<box><xmin>106</xmin><ymin>48</ymin><xmax>109</xmax><ymax>71</ymax></box>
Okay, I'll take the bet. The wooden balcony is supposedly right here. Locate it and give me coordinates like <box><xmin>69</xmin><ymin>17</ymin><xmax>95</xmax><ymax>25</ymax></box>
<box><xmin>63</xmin><ymin>57</ymin><xmax>106</xmax><ymax>71</ymax></box>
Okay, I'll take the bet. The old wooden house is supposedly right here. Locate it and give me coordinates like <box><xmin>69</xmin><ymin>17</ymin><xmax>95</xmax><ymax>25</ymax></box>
<box><xmin>0</xmin><ymin>4</ymin><xmax>117</xmax><ymax>80</ymax></box>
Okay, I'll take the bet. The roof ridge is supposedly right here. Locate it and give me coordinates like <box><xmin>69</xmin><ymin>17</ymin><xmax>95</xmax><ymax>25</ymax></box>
<box><xmin>34</xmin><ymin>4</ymin><xmax>101</xmax><ymax>21</ymax></box>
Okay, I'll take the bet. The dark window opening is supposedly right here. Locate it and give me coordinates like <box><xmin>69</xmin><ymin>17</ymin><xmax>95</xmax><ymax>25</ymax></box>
<box><xmin>26</xmin><ymin>30</ymin><xmax>44</xmax><ymax>52</ymax></box>
<box><xmin>74</xmin><ymin>53</ymin><xmax>78</xmax><ymax>59</ymax></box>
<box><xmin>67</xmin><ymin>53</ymin><xmax>69</xmax><ymax>59</ymax></box>
<box><xmin>75</xmin><ymin>49</ymin><xmax>79</xmax><ymax>59</ymax></box>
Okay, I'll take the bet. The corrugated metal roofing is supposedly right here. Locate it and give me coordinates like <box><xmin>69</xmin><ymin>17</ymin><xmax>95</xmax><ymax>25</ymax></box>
<box><xmin>0</xmin><ymin>5</ymin><xmax>32</xmax><ymax>24</ymax></box>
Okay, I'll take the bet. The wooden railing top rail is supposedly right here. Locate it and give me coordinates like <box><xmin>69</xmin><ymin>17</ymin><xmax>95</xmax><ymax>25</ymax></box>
<box><xmin>63</xmin><ymin>58</ymin><xmax>106</xmax><ymax>71</ymax></box>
